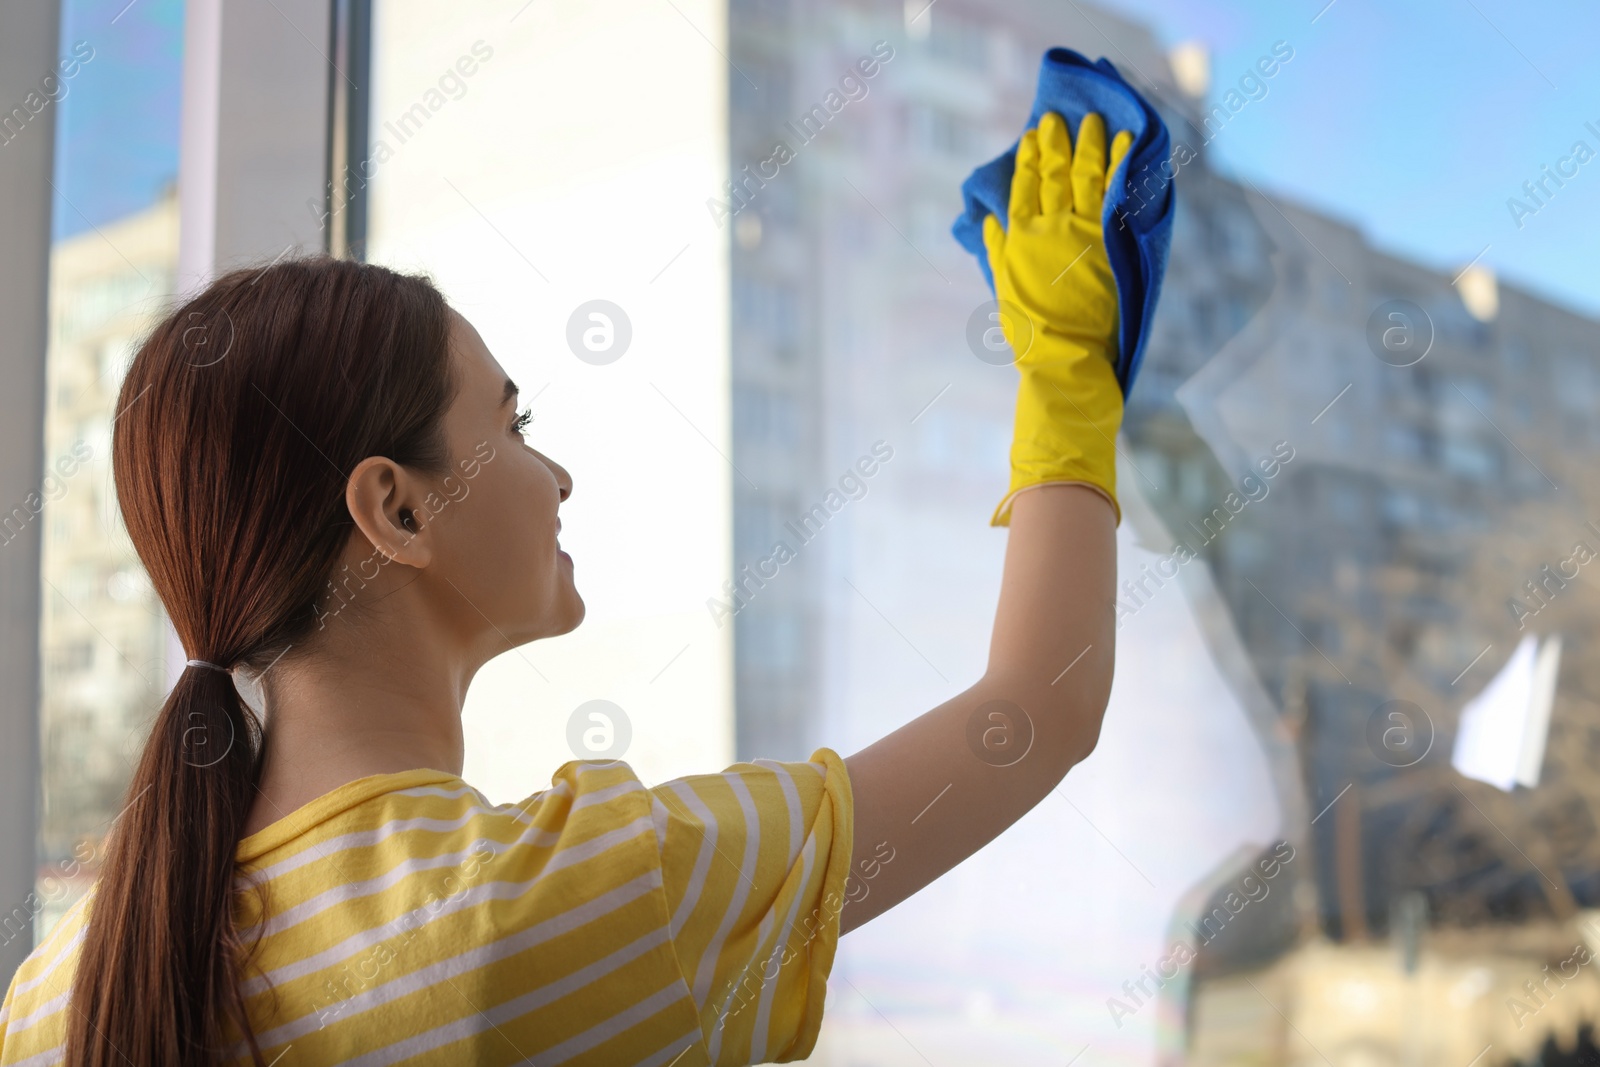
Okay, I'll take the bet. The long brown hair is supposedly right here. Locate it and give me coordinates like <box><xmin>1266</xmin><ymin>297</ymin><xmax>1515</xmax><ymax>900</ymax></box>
<box><xmin>66</xmin><ymin>257</ymin><xmax>457</xmax><ymax>1065</ymax></box>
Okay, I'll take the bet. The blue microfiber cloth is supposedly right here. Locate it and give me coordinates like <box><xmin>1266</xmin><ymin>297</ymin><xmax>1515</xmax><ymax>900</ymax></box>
<box><xmin>953</xmin><ymin>47</ymin><xmax>1175</xmax><ymax>395</ymax></box>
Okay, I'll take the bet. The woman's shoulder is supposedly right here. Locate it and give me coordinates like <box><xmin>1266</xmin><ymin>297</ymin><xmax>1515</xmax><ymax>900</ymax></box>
<box><xmin>234</xmin><ymin>760</ymin><xmax>662</xmax><ymax>884</ymax></box>
<box><xmin>0</xmin><ymin>889</ymin><xmax>94</xmax><ymax>1063</ymax></box>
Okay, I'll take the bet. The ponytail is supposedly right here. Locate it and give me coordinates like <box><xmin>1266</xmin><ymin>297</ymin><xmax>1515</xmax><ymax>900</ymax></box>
<box><xmin>67</xmin><ymin>664</ymin><xmax>266</xmax><ymax>1065</ymax></box>
<box><xmin>67</xmin><ymin>257</ymin><xmax>456</xmax><ymax>1064</ymax></box>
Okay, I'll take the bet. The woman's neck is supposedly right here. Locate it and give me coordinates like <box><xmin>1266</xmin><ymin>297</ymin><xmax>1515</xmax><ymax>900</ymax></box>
<box><xmin>240</xmin><ymin>630</ymin><xmax>474</xmax><ymax>839</ymax></box>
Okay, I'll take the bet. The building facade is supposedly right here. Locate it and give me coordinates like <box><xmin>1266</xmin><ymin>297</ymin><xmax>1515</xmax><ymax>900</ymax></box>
<box><xmin>726</xmin><ymin>0</ymin><xmax>1600</xmax><ymax>1059</ymax></box>
<box><xmin>28</xmin><ymin>190</ymin><xmax>178</xmax><ymax>943</ymax></box>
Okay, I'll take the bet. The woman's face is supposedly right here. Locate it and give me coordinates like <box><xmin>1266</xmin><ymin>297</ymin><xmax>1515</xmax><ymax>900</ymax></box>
<box><xmin>420</xmin><ymin>310</ymin><xmax>583</xmax><ymax>654</ymax></box>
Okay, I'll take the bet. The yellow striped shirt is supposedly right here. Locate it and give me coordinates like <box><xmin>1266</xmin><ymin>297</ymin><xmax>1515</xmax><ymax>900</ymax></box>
<box><xmin>0</xmin><ymin>749</ymin><xmax>854</xmax><ymax>1066</ymax></box>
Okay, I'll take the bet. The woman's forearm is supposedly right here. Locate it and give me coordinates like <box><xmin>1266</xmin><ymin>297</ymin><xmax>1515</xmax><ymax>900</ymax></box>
<box><xmin>987</xmin><ymin>482</ymin><xmax>1117</xmax><ymax>752</ymax></box>
<box><xmin>841</xmin><ymin>111</ymin><xmax>1131</xmax><ymax>933</ymax></box>
<box><xmin>841</xmin><ymin>483</ymin><xmax>1116</xmax><ymax>933</ymax></box>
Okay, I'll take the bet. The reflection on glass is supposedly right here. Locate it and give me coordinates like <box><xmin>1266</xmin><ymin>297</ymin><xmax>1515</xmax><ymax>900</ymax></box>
<box><xmin>33</xmin><ymin>0</ymin><xmax>183</xmax><ymax>945</ymax></box>
<box><xmin>17</xmin><ymin>0</ymin><xmax>1600</xmax><ymax>1060</ymax></box>
<box><xmin>38</xmin><ymin>194</ymin><xmax>179</xmax><ymax>941</ymax></box>
<box><xmin>727</xmin><ymin>0</ymin><xmax>1600</xmax><ymax>1062</ymax></box>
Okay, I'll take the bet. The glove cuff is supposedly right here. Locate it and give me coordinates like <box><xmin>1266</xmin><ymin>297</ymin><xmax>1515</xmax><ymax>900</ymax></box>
<box><xmin>990</xmin><ymin>479</ymin><xmax>1121</xmax><ymax>527</ymax></box>
<box><xmin>992</xmin><ymin>348</ymin><xmax>1124</xmax><ymax>526</ymax></box>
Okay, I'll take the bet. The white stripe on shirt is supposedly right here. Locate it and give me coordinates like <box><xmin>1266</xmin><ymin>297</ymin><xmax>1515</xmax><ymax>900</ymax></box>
<box><xmin>690</xmin><ymin>775</ymin><xmax>761</xmax><ymax>1018</ymax></box>
<box><xmin>254</xmin><ymin>808</ymin><xmax>651</xmax><ymax>941</ymax></box>
<box><xmin>343</xmin><ymin>929</ymin><xmax>675</xmax><ymax>1067</ymax></box>
<box><xmin>663</xmin><ymin>797</ymin><xmax>718</xmax><ymax>945</ymax></box>
<box><xmin>8</xmin><ymin>927</ymin><xmax>84</xmax><ymax>1004</ymax></box>
<box><xmin>543</xmin><ymin>981</ymin><xmax>692</xmax><ymax>1066</ymax></box>
<box><xmin>3</xmin><ymin>992</ymin><xmax>67</xmax><ymax>1039</ymax></box>
<box><xmin>751</xmin><ymin>832</ymin><xmax>820</xmax><ymax>1060</ymax></box>
<box><xmin>243</xmin><ymin>778</ymin><xmax>641</xmax><ymax>887</ymax></box>
<box><xmin>246</xmin><ymin>865</ymin><xmax>665</xmax><ymax>1055</ymax></box>
<box><xmin>630</xmin><ymin>1028</ymin><xmax>703</xmax><ymax>1067</ymax></box>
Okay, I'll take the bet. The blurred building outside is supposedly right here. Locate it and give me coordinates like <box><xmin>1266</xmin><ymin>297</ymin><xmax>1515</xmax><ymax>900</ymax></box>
<box><xmin>726</xmin><ymin>0</ymin><xmax>1600</xmax><ymax>1062</ymax></box>
<box><xmin>28</xmin><ymin>188</ymin><xmax>177</xmax><ymax>945</ymax></box>
<box><xmin>21</xmin><ymin>0</ymin><xmax>1600</xmax><ymax>1062</ymax></box>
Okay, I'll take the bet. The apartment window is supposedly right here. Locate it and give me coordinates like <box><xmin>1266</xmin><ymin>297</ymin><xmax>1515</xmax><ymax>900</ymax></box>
<box><xmin>1382</xmin><ymin>422</ymin><xmax>1433</xmax><ymax>463</ymax></box>
<box><xmin>732</xmin><ymin>383</ymin><xmax>802</xmax><ymax>448</ymax></box>
<box><xmin>731</xmin><ymin>58</ymin><xmax>789</xmax><ymax>125</ymax></box>
<box><xmin>1440</xmin><ymin>436</ymin><xmax>1501</xmax><ymax>481</ymax></box>
<box><xmin>1322</xmin><ymin>277</ymin><xmax>1350</xmax><ymax>313</ymax></box>
<box><xmin>50</xmin><ymin>641</ymin><xmax>94</xmax><ymax>675</ymax></box>
<box><xmin>927</xmin><ymin>14</ymin><xmax>989</xmax><ymax>71</ymax></box>
<box><xmin>1451</xmin><ymin>373</ymin><xmax>1493</xmax><ymax>412</ymax></box>
<box><xmin>1556</xmin><ymin>351</ymin><xmax>1599</xmax><ymax>412</ymax></box>
<box><xmin>908</xmin><ymin>103</ymin><xmax>971</xmax><ymax>157</ymax></box>
<box><xmin>738</xmin><ymin>612</ymin><xmax>801</xmax><ymax>673</ymax></box>
<box><xmin>1213</xmin><ymin>205</ymin><xmax>1258</xmax><ymax>273</ymax></box>
<box><xmin>730</xmin><ymin>0</ymin><xmax>787</xmax><ymax>26</ymax></box>
<box><xmin>734</xmin><ymin>498</ymin><xmax>783</xmax><ymax>563</ymax></box>
<box><xmin>1382</xmin><ymin>489</ymin><xmax>1423</xmax><ymax>526</ymax></box>
<box><xmin>1512</xmin><ymin>392</ymin><xmax>1533</xmax><ymax>425</ymax></box>
<box><xmin>733</xmin><ymin>276</ymin><xmax>799</xmax><ymax>347</ymax></box>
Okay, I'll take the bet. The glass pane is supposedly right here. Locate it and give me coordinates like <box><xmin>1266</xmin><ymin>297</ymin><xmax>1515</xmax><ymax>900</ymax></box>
<box><xmin>18</xmin><ymin>2</ymin><xmax>1597</xmax><ymax>1063</ymax></box>
<box><xmin>367</xmin><ymin>0</ymin><xmax>738</xmax><ymax>795</ymax></box>
<box><xmin>716</xmin><ymin>1</ymin><xmax>1600</xmax><ymax>1063</ymax></box>
<box><xmin>35</xmin><ymin>0</ymin><xmax>184</xmax><ymax>941</ymax></box>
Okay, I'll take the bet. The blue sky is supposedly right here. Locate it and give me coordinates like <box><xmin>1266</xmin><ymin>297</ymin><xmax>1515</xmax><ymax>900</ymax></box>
<box><xmin>1102</xmin><ymin>0</ymin><xmax>1600</xmax><ymax>317</ymax></box>
<box><xmin>48</xmin><ymin>0</ymin><xmax>1600</xmax><ymax>317</ymax></box>
<box><xmin>49</xmin><ymin>0</ymin><xmax>183</xmax><ymax>243</ymax></box>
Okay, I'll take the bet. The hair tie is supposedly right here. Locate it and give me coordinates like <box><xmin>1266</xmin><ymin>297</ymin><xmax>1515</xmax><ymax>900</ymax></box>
<box><xmin>186</xmin><ymin>658</ymin><xmax>232</xmax><ymax>673</ymax></box>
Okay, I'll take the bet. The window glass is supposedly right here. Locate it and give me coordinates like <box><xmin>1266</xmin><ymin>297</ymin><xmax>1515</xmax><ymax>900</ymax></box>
<box><xmin>20</xmin><ymin>3</ymin><xmax>1600</xmax><ymax>1063</ymax></box>
<box><xmin>34</xmin><ymin>0</ymin><xmax>184</xmax><ymax>942</ymax></box>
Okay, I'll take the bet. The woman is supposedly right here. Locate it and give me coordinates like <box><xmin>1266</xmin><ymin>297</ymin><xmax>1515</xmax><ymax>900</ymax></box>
<box><xmin>0</xmin><ymin>112</ymin><xmax>1130</xmax><ymax>1065</ymax></box>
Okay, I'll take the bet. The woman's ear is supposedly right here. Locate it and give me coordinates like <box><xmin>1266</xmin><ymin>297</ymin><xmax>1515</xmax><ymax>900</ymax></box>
<box><xmin>345</xmin><ymin>456</ymin><xmax>433</xmax><ymax>568</ymax></box>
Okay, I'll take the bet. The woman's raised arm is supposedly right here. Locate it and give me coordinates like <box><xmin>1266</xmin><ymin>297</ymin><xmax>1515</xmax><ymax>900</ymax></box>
<box><xmin>842</xmin><ymin>112</ymin><xmax>1134</xmax><ymax>933</ymax></box>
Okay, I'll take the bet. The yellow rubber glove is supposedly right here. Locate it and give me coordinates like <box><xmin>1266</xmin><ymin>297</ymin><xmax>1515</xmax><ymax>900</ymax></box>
<box><xmin>983</xmin><ymin>111</ymin><xmax>1133</xmax><ymax>526</ymax></box>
